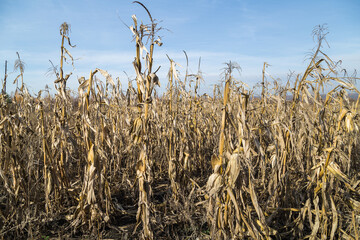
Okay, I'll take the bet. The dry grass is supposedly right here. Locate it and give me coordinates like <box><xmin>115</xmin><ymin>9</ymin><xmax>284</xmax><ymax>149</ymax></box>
<box><xmin>0</xmin><ymin>4</ymin><xmax>359</xmax><ymax>240</ymax></box>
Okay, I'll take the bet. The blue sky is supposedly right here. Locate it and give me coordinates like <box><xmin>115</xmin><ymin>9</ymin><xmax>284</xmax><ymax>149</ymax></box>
<box><xmin>0</xmin><ymin>0</ymin><xmax>359</xmax><ymax>95</ymax></box>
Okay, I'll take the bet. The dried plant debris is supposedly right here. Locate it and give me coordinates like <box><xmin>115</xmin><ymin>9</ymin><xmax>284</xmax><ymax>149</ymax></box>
<box><xmin>0</xmin><ymin>6</ymin><xmax>359</xmax><ymax>240</ymax></box>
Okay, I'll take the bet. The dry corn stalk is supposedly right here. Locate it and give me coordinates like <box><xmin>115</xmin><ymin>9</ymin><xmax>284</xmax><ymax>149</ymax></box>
<box><xmin>134</xmin><ymin>148</ymin><xmax>153</xmax><ymax>239</ymax></box>
<box><xmin>130</xmin><ymin>2</ymin><xmax>162</xmax><ymax>238</ymax></box>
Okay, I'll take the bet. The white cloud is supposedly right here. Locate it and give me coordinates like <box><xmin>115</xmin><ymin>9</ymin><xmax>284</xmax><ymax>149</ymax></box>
<box><xmin>2</xmin><ymin>45</ymin><xmax>359</xmax><ymax>95</ymax></box>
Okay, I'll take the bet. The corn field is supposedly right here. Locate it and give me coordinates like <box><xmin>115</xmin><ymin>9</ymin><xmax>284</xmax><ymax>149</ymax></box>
<box><xmin>0</xmin><ymin>3</ymin><xmax>359</xmax><ymax>240</ymax></box>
